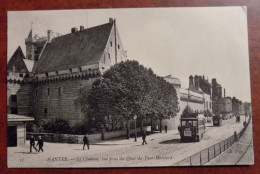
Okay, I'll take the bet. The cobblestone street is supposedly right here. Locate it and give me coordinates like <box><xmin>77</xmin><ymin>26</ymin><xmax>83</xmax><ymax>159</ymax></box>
<box><xmin>8</xmin><ymin>116</ymin><xmax>248</xmax><ymax>168</ymax></box>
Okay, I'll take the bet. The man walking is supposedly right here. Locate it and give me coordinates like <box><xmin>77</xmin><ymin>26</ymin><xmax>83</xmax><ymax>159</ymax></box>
<box><xmin>37</xmin><ymin>136</ymin><xmax>44</xmax><ymax>152</ymax></box>
<box><xmin>29</xmin><ymin>135</ymin><xmax>37</xmax><ymax>153</ymax></box>
<box><xmin>83</xmin><ymin>134</ymin><xmax>90</xmax><ymax>150</ymax></box>
<box><xmin>164</xmin><ymin>124</ymin><xmax>168</xmax><ymax>133</ymax></box>
<box><xmin>142</xmin><ymin>130</ymin><xmax>147</xmax><ymax>145</ymax></box>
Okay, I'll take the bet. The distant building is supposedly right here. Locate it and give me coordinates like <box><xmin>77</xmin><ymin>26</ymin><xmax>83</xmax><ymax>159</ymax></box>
<box><xmin>212</xmin><ymin>97</ymin><xmax>232</xmax><ymax>119</ymax></box>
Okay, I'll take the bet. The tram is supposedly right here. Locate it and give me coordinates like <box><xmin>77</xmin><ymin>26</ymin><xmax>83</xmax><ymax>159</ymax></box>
<box><xmin>212</xmin><ymin>115</ymin><xmax>222</xmax><ymax>126</ymax></box>
<box><xmin>178</xmin><ymin>114</ymin><xmax>206</xmax><ymax>142</ymax></box>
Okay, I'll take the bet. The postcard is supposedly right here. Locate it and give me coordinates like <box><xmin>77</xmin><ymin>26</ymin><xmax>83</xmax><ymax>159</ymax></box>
<box><xmin>7</xmin><ymin>7</ymin><xmax>253</xmax><ymax>168</ymax></box>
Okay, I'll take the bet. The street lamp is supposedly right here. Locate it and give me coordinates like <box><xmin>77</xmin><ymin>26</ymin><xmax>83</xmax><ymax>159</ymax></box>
<box><xmin>133</xmin><ymin>115</ymin><xmax>137</xmax><ymax>142</ymax></box>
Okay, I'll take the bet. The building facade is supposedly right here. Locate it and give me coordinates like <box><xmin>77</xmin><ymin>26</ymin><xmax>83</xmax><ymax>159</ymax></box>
<box><xmin>163</xmin><ymin>75</ymin><xmax>212</xmax><ymax>130</ymax></box>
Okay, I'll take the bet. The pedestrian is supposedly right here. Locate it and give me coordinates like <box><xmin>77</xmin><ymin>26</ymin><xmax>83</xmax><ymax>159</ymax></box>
<box><xmin>164</xmin><ymin>124</ymin><xmax>168</xmax><ymax>133</ymax></box>
<box><xmin>83</xmin><ymin>134</ymin><xmax>90</xmax><ymax>150</ymax></box>
<box><xmin>37</xmin><ymin>136</ymin><xmax>44</xmax><ymax>152</ymax></box>
<box><xmin>142</xmin><ymin>130</ymin><xmax>147</xmax><ymax>145</ymax></box>
<box><xmin>29</xmin><ymin>135</ymin><xmax>37</xmax><ymax>153</ymax></box>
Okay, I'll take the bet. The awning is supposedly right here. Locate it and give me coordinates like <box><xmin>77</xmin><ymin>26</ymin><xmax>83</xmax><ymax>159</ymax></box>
<box><xmin>8</xmin><ymin>114</ymin><xmax>34</xmax><ymax>122</ymax></box>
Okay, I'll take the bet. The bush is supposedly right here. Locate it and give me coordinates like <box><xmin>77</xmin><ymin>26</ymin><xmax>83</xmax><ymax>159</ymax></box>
<box><xmin>45</xmin><ymin>119</ymin><xmax>71</xmax><ymax>134</ymax></box>
<box><xmin>26</xmin><ymin>118</ymin><xmax>47</xmax><ymax>133</ymax></box>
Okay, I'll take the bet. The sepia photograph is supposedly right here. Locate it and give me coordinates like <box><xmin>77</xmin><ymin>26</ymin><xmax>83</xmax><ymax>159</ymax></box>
<box><xmin>7</xmin><ymin>7</ymin><xmax>253</xmax><ymax>168</ymax></box>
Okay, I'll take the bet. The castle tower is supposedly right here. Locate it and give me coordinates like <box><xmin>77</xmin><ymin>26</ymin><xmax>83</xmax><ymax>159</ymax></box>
<box><xmin>25</xmin><ymin>29</ymin><xmax>48</xmax><ymax>61</ymax></box>
<box><xmin>25</xmin><ymin>29</ymin><xmax>35</xmax><ymax>60</ymax></box>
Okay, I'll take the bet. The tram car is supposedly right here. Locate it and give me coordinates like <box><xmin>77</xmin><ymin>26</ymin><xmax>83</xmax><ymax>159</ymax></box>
<box><xmin>212</xmin><ymin>115</ymin><xmax>222</xmax><ymax>126</ymax></box>
<box><xmin>236</xmin><ymin>115</ymin><xmax>241</xmax><ymax>123</ymax></box>
<box><xmin>178</xmin><ymin>114</ymin><xmax>206</xmax><ymax>142</ymax></box>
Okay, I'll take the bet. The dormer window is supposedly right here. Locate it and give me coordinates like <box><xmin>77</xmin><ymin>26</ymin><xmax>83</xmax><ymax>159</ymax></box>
<box><xmin>110</xmin><ymin>41</ymin><xmax>112</xmax><ymax>47</ymax></box>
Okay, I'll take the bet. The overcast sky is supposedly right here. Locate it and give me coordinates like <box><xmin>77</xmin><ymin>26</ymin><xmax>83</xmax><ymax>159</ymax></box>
<box><xmin>8</xmin><ymin>7</ymin><xmax>251</xmax><ymax>102</ymax></box>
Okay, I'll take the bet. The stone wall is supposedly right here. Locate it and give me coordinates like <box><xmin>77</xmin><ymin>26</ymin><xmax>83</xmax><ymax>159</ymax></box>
<box><xmin>34</xmin><ymin>77</ymin><xmax>97</xmax><ymax>125</ymax></box>
<box><xmin>26</xmin><ymin>128</ymin><xmax>142</xmax><ymax>144</ymax></box>
<box><xmin>7</xmin><ymin>78</ymin><xmax>34</xmax><ymax>116</ymax></box>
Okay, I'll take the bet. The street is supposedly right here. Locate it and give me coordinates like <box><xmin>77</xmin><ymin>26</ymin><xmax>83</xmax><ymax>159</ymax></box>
<box><xmin>205</xmin><ymin>116</ymin><xmax>253</xmax><ymax>165</ymax></box>
<box><xmin>8</xmin><ymin>116</ymin><xmax>248</xmax><ymax>168</ymax></box>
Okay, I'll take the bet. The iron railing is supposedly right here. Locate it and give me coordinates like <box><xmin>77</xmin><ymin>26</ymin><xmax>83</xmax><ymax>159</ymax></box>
<box><xmin>172</xmin><ymin>116</ymin><xmax>251</xmax><ymax>166</ymax></box>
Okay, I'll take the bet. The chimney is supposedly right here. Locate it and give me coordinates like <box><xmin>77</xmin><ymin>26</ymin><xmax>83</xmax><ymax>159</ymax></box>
<box><xmin>189</xmin><ymin>75</ymin><xmax>194</xmax><ymax>88</ymax></box>
<box><xmin>194</xmin><ymin>75</ymin><xmax>199</xmax><ymax>89</ymax></box>
<box><xmin>109</xmin><ymin>18</ymin><xmax>114</xmax><ymax>24</ymax></box>
<box><xmin>71</xmin><ymin>27</ymin><xmax>78</xmax><ymax>33</ymax></box>
<box><xmin>47</xmin><ymin>30</ymin><xmax>54</xmax><ymax>43</ymax></box>
<box><xmin>203</xmin><ymin>75</ymin><xmax>205</xmax><ymax>81</ymax></box>
<box><xmin>224</xmin><ymin>88</ymin><xmax>226</xmax><ymax>98</ymax></box>
<box><xmin>80</xmin><ymin>26</ymin><xmax>84</xmax><ymax>32</ymax></box>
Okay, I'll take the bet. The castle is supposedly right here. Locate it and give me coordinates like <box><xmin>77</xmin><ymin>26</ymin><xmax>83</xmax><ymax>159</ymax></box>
<box><xmin>7</xmin><ymin>18</ymin><xmax>126</xmax><ymax>125</ymax></box>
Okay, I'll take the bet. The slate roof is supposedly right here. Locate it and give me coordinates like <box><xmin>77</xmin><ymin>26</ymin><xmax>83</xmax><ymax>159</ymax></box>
<box><xmin>7</xmin><ymin>46</ymin><xmax>28</xmax><ymax>73</ymax></box>
<box><xmin>8</xmin><ymin>114</ymin><xmax>34</xmax><ymax>122</ymax></box>
<box><xmin>35</xmin><ymin>23</ymin><xmax>113</xmax><ymax>73</ymax></box>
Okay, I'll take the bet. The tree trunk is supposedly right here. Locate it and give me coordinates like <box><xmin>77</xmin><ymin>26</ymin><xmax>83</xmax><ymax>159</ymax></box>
<box><xmin>159</xmin><ymin>118</ymin><xmax>162</xmax><ymax>133</ymax></box>
<box><xmin>140</xmin><ymin>116</ymin><xmax>143</xmax><ymax>133</ymax></box>
<box><xmin>126</xmin><ymin>120</ymin><xmax>130</xmax><ymax>139</ymax></box>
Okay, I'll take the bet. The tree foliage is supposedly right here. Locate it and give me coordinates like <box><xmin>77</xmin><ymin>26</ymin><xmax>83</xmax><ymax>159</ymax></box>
<box><xmin>181</xmin><ymin>105</ymin><xmax>198</xmax><ymax>118</ymax></box>
<box><xmin>76</xmin><ymin>60</ymin><xmax>179</xmax><ymax>133</ymax></box>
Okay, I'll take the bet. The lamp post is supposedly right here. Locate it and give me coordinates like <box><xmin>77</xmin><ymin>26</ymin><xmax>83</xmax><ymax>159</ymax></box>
<box><xmin>133</xmin><ymin>115</ymin><xmax>137</xmax><ymax>142</ymax></box>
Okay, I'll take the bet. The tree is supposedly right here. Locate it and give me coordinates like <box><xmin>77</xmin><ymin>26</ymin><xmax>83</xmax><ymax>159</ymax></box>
<box><xmin>76</xmin><ymin>60</ymin><xmax>179</xmax><ymax>137</ymax></box>
<box><xmin>181</xmin><ymin>105</ymin><xmax>197</xmax><ymax>118</ymax></box>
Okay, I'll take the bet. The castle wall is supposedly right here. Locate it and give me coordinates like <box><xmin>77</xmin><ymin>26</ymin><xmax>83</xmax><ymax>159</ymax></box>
<box><xmin>7</xmin><ymin>79</ymin><xmax>34</xmax><ymax>116</ymax></box>
<box><xmin>34</xmin><ymin>77</ymin><xmax>97</xmax><ymax>125</ymax></box>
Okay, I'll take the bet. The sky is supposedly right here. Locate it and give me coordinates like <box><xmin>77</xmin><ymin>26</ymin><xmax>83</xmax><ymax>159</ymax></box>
<box><xmin>7</xmin><ymin>7</ymin><xmax>251</xmax><ymax>102</ymax></box>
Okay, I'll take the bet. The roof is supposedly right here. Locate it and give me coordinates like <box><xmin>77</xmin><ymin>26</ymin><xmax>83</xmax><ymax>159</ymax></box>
<box><xmin>23</xmin><ymin>59</ymin><xmax>35</xmax><ymax>72</ymax></box>
<box><xmin>35</xmin><ymin>23</ymin><xmax>113</xmax><ymax>73</ymax></box>
<box><xmin>7</xmin><ymin>46</ymin><xmax>29</xmax><ymax>73</ymax></box>
<box><xmin>188</xmin><ymin>84</ymin><xmax>203</xmax><ymax>94</ymax></box>
<box><xmin>8</xmin><ymin>114</ymin><xmax>34</xmax><ymax>122</ymax></box>
<box><xmin>163</xmin><ymin>74</ymin><xmax>181</xmax><ymax>86</ymax></box>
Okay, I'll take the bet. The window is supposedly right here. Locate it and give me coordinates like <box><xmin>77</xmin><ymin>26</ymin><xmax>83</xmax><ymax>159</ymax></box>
<box><xmin>45</xmin><ymin>72</ymin><xmax>48</xmax><ymax>77</ymax></box>
<box><xmin>47</xmin><ymin>88</ymin><xmax>50</xmax><ymax>96</ymax></box>
<box><xmin>108</xmin><ymin>53</ymin><xmax>111</xmax><ymax>59</ymax></box>
<box><xmin>44</xmin><ymin>108</ymin><xmax>48</xmax><ymax>114</ymax></box>
<box><xmin>11</xmin><ymin>107</ymin><xmax>18</xmax><ymax>114</ymax></box>
<box><xmin>181</xmin><ymin>121</ymin><xmax>186</xmax><ymax>126</ymax></box>
<box><xmin>35</xmin><ymin>89</ymin><xmax>37</xmax><ymax>96</ymax></box>
<box><xmin>19</xmin><ymin>74</ymin><xmax>23</xmax><ymax>77</ymax></box>
<box><xmin>193</xmin><ymin>121</ymin><xmax>197</xmax><ymax>127</ymax></box>
<box><xmin>11</xmin><ymin>95</ymin><xmax>17</xmax><ymax>102</ymax></box>
<box><xmin>118</xmin><ymin>44</ymin><xmax>120</xmax><ymax>49</ymax></box>
<box><xmin>110</xmin><ymin>41</ymin><xmax>112</xmax><ymax>47</ymax></box>
<box><xmin>12</xmin><ymin>65</ymin><xmax>16</xmax><ymax>72</ymax></box>
<box><xmin>58</xmin><ymin>87</ymin><xmax>61</xmax><ymax>95</ymax></box>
